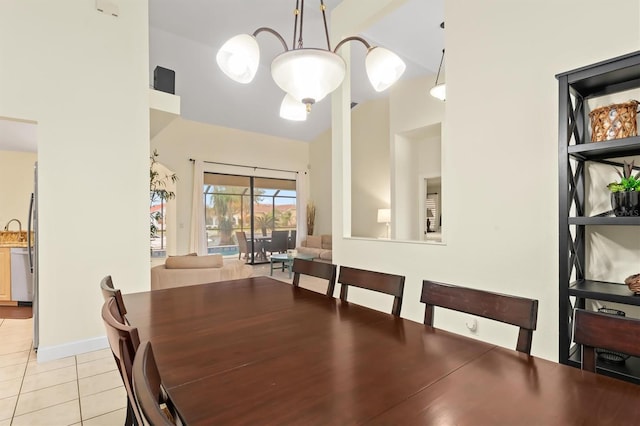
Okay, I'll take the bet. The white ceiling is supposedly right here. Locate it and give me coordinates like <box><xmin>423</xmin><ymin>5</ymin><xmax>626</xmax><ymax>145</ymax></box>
<box><xmin>0</xmin><ymin>0</ymin><xmax>444</xmax><ymax>152</ymax></box>
<box><xmin>149</xmin><ymin>0</ymin><xmax>444</xmax><ymax>142</ymax></box>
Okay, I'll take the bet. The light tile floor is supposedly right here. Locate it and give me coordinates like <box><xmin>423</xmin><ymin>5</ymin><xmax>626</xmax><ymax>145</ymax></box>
<box><xmin>0</xmin><ymin>317</ymin><xmax>126</xmax><ymax>426</ymax></box>
<box><xmin>0</xmin><ymin>262</ymin><xmax>327</xmax><ymax>425</ymax></box>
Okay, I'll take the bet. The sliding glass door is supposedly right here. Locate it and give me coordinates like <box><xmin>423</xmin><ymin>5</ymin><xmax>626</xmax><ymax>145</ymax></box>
<box><xmin>204</xmin><ymin>173</ymin><xmax>297</xmax><ymax>263</ymax></box>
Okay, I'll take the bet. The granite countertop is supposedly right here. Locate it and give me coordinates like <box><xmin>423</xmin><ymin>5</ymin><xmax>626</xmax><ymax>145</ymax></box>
<box><xmin>0</xmin><ymin>231</ymin><xmax>31</xmax><ymax>248</ymax></box>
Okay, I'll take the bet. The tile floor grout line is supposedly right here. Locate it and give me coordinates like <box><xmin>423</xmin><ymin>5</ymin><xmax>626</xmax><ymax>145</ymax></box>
<box><xmin>10</xmin><ymin>344</ymin><xmax>34</xmax><ymax>424</ymax></box>
<box><xmin>75</xmin><ymin>355</ymin><xmax>84</xmax><ymax>426</ymax></box>
<box><xmin>81</xmin><ymin>407</ymin><xmax>124</xmax><ymax>424</ymax></box>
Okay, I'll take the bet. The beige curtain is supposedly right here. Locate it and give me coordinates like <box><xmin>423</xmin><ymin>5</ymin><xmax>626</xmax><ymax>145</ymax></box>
<box><xmin>189</xmin><ymin>160</ymin><xmax>207</xmax><ymax>255</ymax></box>
<box><xmin>296</xmin><ymin>171</ymin><xmax>308</xmax><ymax>245</ymax></box>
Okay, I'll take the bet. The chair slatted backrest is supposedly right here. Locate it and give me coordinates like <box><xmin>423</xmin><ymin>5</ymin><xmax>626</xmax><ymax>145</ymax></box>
<box><xmin>236</xmin><ymin>231</ymin><xmax>249</xmax><ymax>260</ymax></box>
<box><xmin>133</xmin><ymin>341</ymin><xmax>181</xmax><ymax>426</ymax></box>
<box><xmin>338</xmin><ymin>266</ymin><xmax>405</xmax><ymax>316</ymax></box>
<box><xmin>100</xmin><ymin>275</ymin><xmax>128</xmax><ymax>321</ymax></box>
<box><xmin>102</xmin><ymin>297</ymin><xmax>142</xmax><ymax>425</ymax></box>
<box><xmin>421</xmin><ymin>280</ymin><xmax>539</xmax><ymax>354</ymax></box>
<box><xmin>292</xmin><ymin>258</ymin><xmax>337</xmax><ymax>297</ymax></box>
<box><xmin>574</xmin><ymin>309</ymin><xmax>640</xmax><ymax>372</ymax></box>
<box><xmin>268</xmin><ymin>230</ymin><xmax>289</xmax><ymax>254</ymax></box>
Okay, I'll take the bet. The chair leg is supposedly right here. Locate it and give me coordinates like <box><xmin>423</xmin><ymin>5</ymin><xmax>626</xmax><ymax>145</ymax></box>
<box><xmin>125</xmin><ymin>399</ymin><xmax>138</xmax><ymax>426</ymax></box>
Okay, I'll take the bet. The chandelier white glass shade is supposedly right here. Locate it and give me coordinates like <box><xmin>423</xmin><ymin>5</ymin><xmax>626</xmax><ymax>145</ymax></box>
<box><xmin>279</xmin><ymin>93</ymin><xmax>308</xmax><ymax>121</ymax></box>
<box><xmin>365</xmin><ymin>47</ymin><xmax>406</xmax><ymax>92</ymax></box>
<box><xmin>216</xmin><ymin>1</ymin><xmax>406</xmax><ymax>120</ymax></box>
<box><xmin>216</xmin><ymin>34</ymin><xmax>260</xmax><ymax>84</ymax></box>
<box><xmin>430</xmin><ymin>83</ymin><xmax>446</xmax><ymax>101</ymax></box>
<box><xmin>272</xmin><ymin>48</ymin><xmax>346</xmax><ymax>108</ymax></box>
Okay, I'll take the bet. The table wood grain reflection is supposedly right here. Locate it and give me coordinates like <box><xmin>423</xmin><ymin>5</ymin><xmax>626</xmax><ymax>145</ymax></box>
<box><xmin>123</xmin><ymin>277</ymin><xmax>640</xmax><ymax>425</ymax></box>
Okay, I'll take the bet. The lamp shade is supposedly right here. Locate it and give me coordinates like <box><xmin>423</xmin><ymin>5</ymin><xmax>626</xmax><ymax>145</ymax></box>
<box><xmin>216</xmin><ymin>34</ymin><xmax>260</xmax><ymax>84</ymax></box>
<box><xmin>430</xmin><ymin>83</ymin><xmax>446</xmax><ymax>101</ymax></box>
<box><xmin>279</xmin><ymin>94</ymin><xmax>307</xmax><ymax>121</ymax></box>
<box><xmin>271</xmin><ymin>48</ymin><xmax>346</xmax><ymax>106</ymax></box>
<box><xmin>377</xmin><ymin>208</ymin><xmax>391</xmax><ymax>223</ymax></box>
<box><xmin>365</xmin><ymin>47</ymin><xmax>406</xmax><ymax>92</ymax></box>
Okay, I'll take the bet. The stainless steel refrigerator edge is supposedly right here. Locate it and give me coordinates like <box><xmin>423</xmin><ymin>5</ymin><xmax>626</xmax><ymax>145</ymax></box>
<box><xmin>28</xmin><ymin>162</ymin><xmax>39</xmax><ymax>349</ymax></box>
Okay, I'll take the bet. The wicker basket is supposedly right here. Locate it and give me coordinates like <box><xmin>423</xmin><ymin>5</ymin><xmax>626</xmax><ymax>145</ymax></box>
<box><xmin>625</xmin><ymin>273</ymin><xmax>640</xmax><ymax>294</ymax></box>
<box><xmin>589</xmin><ymin>100</ymin><xmax>639</xmax><ymax>142</ymax></box>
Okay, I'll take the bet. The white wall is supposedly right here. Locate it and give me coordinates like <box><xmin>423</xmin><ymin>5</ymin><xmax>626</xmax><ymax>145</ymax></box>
<box><xmin>0</xmin><ymin>1</ymin><xmax>150</xmax><ymax>361</ymax></box>
<box><xmin>0</xmin><ymin>151</ymin><xmax>37</xmax><ymax>229</ymax></box>
<box><xmin>394</xmin><ymin>131</ymin><xmax>441</xmax><ymax>240</ymax></box>
<box><xmin>332</xmin><ymin>0</ymin><xmax>640</xmax><ymax>361</ymax></box>
<box><xmin>309</xmin><ymin>129</ymin><xmax>332</xmax><ymax>236</ymax></box>
<box><xmin>151</xmin><ymin>118</ymin><xmax>309</xmax><ymax>254</ymax></box>
<box><xmin>391</xmin><ymin>76</ymin><xmax>445</xmax><ymax>241</ymax></box>
<box><xmin>351</xmin><ymin>98</ymin><xmax>390</xmax><ymax>238</ymax></box>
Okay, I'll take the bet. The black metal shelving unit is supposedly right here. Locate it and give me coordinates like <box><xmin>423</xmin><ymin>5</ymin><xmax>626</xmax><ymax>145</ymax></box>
<box><xmin>557</xmin><ymin>50</ymin><xmax>640</xmax><ymax>384</ymax></box>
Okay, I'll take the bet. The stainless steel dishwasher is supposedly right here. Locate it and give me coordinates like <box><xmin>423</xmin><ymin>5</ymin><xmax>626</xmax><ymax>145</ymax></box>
<box><xmin>10</xmin><ymin>247</ymin><xmax>33</xmax><ymax>303</ymax></box>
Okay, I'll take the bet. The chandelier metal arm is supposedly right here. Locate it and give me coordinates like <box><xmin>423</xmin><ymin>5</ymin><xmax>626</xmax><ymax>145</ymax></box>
<box><xmin>333</xmin><ymin>36</ymin><xmax>372</xmax><ymax>54</ymax></box>
<box><xmin>292</xmin><ymin>0</ymin><xmax>300</xmax><ymax>50</ymax></box>
<box><xmin>297</xmin><ymin>0</ymin><xmax>305</xmax><ymax>48</ymax></box>
<box><xmin>252</xmin><ymin>27</ymin><xmax>290</xmax><ymax>52</ymax></box>
<box><xmin>434</xmin><ymin>49</ymin><xmax>445</xmax><ymax>85</ymax></box>
<box><xmin>320</xmin><ymin>0</ymin><xmax>331</xmax><ymax>51</ymax></box>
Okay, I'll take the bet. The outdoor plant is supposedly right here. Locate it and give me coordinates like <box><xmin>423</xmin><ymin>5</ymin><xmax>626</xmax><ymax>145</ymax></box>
<box><xmin>607</xmin><ymin>160</ymin><xmax>640</xmax><ymax>192</ymax></box>
<box><xmin>255</xmin><ymin>213</ymin><xmax>274</xmax><ymax>236</ymax></box>
<box><xmin>150</xmin><ymin>150</ymin><xmax>177</xmax><ymax>238</ymax></box>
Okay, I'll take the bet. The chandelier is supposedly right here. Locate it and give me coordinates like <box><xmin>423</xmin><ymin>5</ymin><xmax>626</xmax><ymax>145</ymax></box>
<box><xmin>429</xmin><ymin>22</ymin><xmax>446</xmax><ymax>101</ymax></box>
<box><xmin>216</xmin><ymin>0</ymin><xmax>406</xmax><ymax>121</ymax></box>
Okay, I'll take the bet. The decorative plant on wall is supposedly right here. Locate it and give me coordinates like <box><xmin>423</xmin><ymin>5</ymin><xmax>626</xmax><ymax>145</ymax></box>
<box><xmin>307</xmin><ymin>201</ymin><xmax>316</xmax><ymax>236</ymax></box>
<box><xmin>150</xmin><ymin>149</ymin><xmax>177</xmax><ymax>238</ymax></box>
<box><xmin>607</xmin><ymin>160</ymin><xmax>640</xmax><ymax>192</ymax></box>
<box><xmin>607</xmin><ymin>160</ymin><xmax>640</xmax><ymax>217</ymax></box>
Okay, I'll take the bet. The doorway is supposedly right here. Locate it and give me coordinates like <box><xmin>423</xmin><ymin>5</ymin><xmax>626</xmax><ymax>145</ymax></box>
<box><xmin>203</xmin><ymin>173</ymin><xmax>297</xmax><ymax>264</ymax></box>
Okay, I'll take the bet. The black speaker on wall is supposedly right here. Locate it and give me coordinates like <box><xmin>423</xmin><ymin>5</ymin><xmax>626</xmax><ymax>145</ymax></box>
<box><xmin>153</xmin><ymin>66</ymin><xmax>175</xmax><ymax>94</ymax></box>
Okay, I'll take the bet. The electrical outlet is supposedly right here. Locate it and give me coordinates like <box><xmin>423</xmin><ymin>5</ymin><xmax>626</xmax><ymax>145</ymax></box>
<box><xmin>466</xmin><ymin>317</ymin><xmax>478</xmax><ymax>333</ymax></box>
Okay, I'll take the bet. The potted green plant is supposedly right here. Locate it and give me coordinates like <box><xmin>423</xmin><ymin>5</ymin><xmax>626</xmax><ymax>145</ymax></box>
<box><xmin>607</xmin><ymin>160</ymin><xmax>640</xmax><ymax>217</ymax></box>
<box><xmin>150</xmin><ymin>150</ymin><xmax>177</xmax><ymax>238</ymax></box>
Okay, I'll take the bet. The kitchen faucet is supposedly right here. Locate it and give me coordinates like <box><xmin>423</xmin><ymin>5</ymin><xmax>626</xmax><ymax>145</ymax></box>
<box><xmin>3</xmin><ymin>218</ymin><xmax>22</xmax><ymax>231</ymax></box>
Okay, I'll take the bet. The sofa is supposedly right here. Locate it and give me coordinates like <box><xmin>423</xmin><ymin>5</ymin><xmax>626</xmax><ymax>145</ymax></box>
<box><xmin>296</xmin><ymin>234</ymin><xmax>332</xmax><ymax>261</ymax></box>
<box><xmin>151</xmin><ymin>254</ymin><xmax>253</xmax><ymax>290</ymax></box>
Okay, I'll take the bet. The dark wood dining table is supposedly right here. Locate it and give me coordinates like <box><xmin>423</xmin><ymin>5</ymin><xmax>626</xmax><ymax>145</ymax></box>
<box><xmin>123</xmin><ymin>276</ymin><xmax>640</xmax><ymax>425</ymax></box>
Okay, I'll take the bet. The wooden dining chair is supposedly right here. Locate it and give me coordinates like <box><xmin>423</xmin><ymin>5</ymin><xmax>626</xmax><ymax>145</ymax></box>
<box><xmin>337</xmin><ymin>266</ymin><xmax>405</xmax><ymax>316</ymax></box>
<box><xmin>574</xmin><ymin>308</ymin><xmax>640</xmax><ymax>372</ymax></box>
<box><xmin>100</xmin><ymin>275</ymin><xmax>128</xmax><ymax>322</ymax></box>
<box><xmin>267</xmin><ymin>230</ymin><xmax>289</xmax><ymax>255</ymax></box>
<box><xmin>421</xmin><ymin>280</ymin><xmax>539</xmax><ymax>355</ymax></box>
<box><xmin>292</xmin><ymin>258</ymin><xmax>337</xmax><ymax>297</ymax></box>
<box><xmin>235</xmin><ymin>231</ymin><xmax>251</xmax><ymax>260</ymax></box>
<box><xmin>102</xmin><ymin>297</ymin><xmax>142</xmax><ymax>426</ymax></box>
<box><xmin>133</xmin><ymin>341</ymin><xmax>182</xmax><ymax>426</ymax></box>
<box><xmin>288</xmin><ymin>230</ymin><xmax>297</xmax><ymax>249</ymax></box>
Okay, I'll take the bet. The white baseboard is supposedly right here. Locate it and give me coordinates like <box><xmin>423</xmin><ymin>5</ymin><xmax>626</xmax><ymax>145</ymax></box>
<box><xmin>36</xmin><ymin>335</ymin><xmax>109</xmax><ymax>363</ymax></box>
